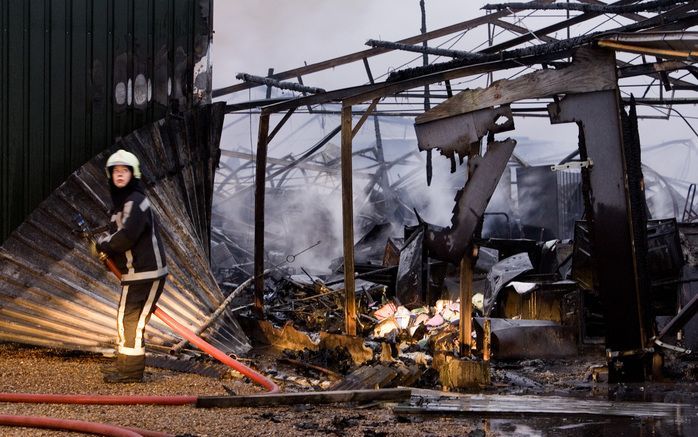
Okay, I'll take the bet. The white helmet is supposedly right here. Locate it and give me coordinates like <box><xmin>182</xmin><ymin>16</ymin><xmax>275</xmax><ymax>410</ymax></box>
<box><xmin>105</xmin><ymin>149</ymin><xmax>141</xmax><ymax>179</ymax></box>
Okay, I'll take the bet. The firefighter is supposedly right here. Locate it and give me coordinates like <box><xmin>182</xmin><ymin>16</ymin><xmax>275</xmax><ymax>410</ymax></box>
<box><xmin>96</xmin><ymin>149</ymin><xmax>168</xmax><ymax>383</ymax></box>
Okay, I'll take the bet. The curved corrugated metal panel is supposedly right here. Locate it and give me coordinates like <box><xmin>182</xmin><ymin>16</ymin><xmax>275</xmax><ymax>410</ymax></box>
<box><xmin>0</xmin><ymin>103</ymin><xmax>251</xmax><ymax>356</ymax></box>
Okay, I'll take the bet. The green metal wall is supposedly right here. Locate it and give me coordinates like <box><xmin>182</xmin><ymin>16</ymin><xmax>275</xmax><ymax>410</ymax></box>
<box><xmin>0</xmin><ymin>0</ymin><xmax>213</xmax><ymax>242</ymax></box>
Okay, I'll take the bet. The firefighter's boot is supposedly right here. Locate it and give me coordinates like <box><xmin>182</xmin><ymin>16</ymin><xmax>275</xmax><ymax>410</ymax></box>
<box><xmin>103</xmin><ymin>354</ymin><xmax>144</xmax><ymax>383</ymax></box>
<box><xmin>100</xmin><ymin>353</ymin><xmax>122</xmax><ymax>375</ymax></box>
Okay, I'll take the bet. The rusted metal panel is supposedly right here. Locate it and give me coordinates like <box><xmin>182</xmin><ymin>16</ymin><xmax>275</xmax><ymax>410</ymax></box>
<box><xmin>0</xmin><ymin>0</ymin><xmax>214</xmax><ymax>243</ymax></box>
<box><xmin>0</xmin><ymin>103</ymin><xmax>251</xmax><ymax>356</ymax></box>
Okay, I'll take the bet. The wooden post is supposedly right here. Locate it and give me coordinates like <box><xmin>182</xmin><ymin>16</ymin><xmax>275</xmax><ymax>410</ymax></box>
<box><xmin>254</xmin><ymin>112</ymin><xmax>270</xmax><ymax>319</ymax></box>
<box><xmin>341</xmin><ymin>104</ymin><xmax>357</xmax><ymax>335</ymax></box>
<box><xmin>458</xmin><ymin>140</ymin><xmax>480</xmax><ymax>357</ymax></box>
<box><xmin>483</xmin><ymin>318</ymin><xmax>491</xmax><ymax>361</ymax></box>
<box><xmin>459</xmin><ymin>255</ymin><xmax>473</xmax><ymax>356</ymax></box>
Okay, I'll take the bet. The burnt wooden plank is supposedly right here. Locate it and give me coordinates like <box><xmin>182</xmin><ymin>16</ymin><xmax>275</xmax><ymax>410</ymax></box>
<box><xmin>415</xmin><ymin>106</ymin><xmax>513</xmax><ymax>155</ymax></box>
<box><xmin>618</xmin><ymin>60</ymin><xmax>691</xmax><ymax>78</ymax></box>
<box><xmin>416</xmin><ymin>47</ymin><xmax>617</xmax><ymax>125</ymax></box>
<box><xmin>197</xmin><ymin>388</ymin><xmax>412</xmax><ymax>408</ymax></box>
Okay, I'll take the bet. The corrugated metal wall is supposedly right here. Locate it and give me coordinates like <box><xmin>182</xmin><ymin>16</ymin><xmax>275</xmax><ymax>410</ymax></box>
<box><xmin>0</xmin><ymin>0</ymin><xmax>213</xmax><ymax>243</ymax></box>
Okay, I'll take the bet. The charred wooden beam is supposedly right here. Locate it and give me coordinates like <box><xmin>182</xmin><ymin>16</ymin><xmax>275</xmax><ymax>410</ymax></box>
<box><xmin>416</xmin><ymin>106</ymin><xmax>514</xmax><ymax>156</ymax></box>
<box><xmin>235</xmin><ymin>73</ymin><xmax>326</xmax><ymax>94</ymax></box>
<box><xmin>386</xmin><ymin>35</ymin><xmax>589</xmax><ymax>83</ymax></box>
<box><xmin>480</xmin><ymin>0</ymin><xmax>631</xmax><ymax>55</ymax></box>
<box><xmin>656</xmin><ymin>287</ymin><xmax>698</xmax><ymax>341</ymax></box>
<box><xmin>482</xmin><ymin>0</ymin><xmax>686</xmax><ymax>13</ymax></box>
<box><xmin>490</xmin><ymin>19</ymin><xmax>556</xmax><ymax>44</ymax></box>
<box><xmin>263</xmin><ymin>84</ymin><xmax>377</xmax><ymax>114</ymax></box>
<box><xmin>225</xmin><ymin>98</ymin><xmax>290</xmax><ymax>113</ymax></box>
<box><xmin>486</xmin><ymin>15</ymin><xmax>592</xmax><ymax>55</ymax></box>
<box><xmin>487</xmin><ymin>7</ymin><xmax>697</xmax><ymax>90</ymax></box>
<box><xmin>341</xmin><ymin>105</ymin><xmax>357</xmax><ymax>336</ymax></box>
<box><xmin>416</xmin><ymin>47</ymin><xmax>616</xmax><ymax>125</ymax></box>
<box><xmin>254</xmin><ymin>113</ymin><xmax>271</xmax><ymax>319</ymax></box>
<box><xmin>352</xmin><ymin>98</ymin><xmax>380</xmax><ymax>138</ymax></box>
<box><xmin>567</xmin><ymin>0</ymin><xmax>647</xmax><ymax>21</ymax></box>
<box><xmin>365</xmin><ymin>39</ymin><xmax>483</xmax><ymax>60</ymax></box>
<box><xmin>577</xmin><ymin>0</ymin><xmax>647</xmax><ymax>22</ymax></box>
<box><xmin>388</xmin><ymin>3</ymin><xmax>695</xmax><ymax>83</ymax></box>
<box><xmin>268</xmin><ymin>108</ymin><xmax>296</xmax><ymax>143</ymax></box>
<box><xmin>171</xmin><ymin>269</ymin><xmax>271</xmax><ymax>354</ymax></box>
<box><xmin>420</xmin><ymin>0</ymin><xmax>431</xmax><ymax>114</ymax></box>
<box><xmin>618</xmin><ymin>60</ymin><xmax>693</xmax><ymax>78</ymax></box>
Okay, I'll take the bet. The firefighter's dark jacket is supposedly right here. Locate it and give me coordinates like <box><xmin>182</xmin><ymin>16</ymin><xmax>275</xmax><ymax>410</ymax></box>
<box><xmin>98</xmin><ymin>191</ymin><xmax>168</xmax><ymax>284</ymax></box>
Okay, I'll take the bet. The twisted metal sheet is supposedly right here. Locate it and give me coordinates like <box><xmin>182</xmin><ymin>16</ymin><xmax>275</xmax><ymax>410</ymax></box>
<box><xmin>0</xmin><ymin>103</ymin><xmax>251</xmax><ymax>356</ymax></box>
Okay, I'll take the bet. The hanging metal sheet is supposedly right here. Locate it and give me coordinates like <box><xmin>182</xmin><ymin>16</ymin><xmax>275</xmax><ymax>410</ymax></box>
<box><xmin>0</xmin><ymin>103</ymin><xmax>250</xmax><ymax>356</ymax></box>
<box><xmin>424</xmin><ymin>139</ymin><xmax>517</xmax><ymax>263</ymax></box>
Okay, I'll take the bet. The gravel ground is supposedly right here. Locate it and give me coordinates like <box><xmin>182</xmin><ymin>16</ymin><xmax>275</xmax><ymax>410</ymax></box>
<box><xmin>4</xmin><ymin>342</ymin><xmax>695</xmax><ymax>436</ymax></box>
<box><xmin>0</xmin><ymin>343</ymin><xmax>484</xmax><ymax>437</ymax></box>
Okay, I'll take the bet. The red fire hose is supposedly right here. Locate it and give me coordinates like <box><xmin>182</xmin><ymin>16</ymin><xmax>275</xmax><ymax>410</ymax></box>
<box><xmin>0</xmin><ymin>414</ymin><xmax>173</xmax><ymax>437</ymax></box>
<box><xmin>0</xmin><ymin>393</ymin><xmax>196</xmax><ymax>405</ymax></box>
<box><xmin>152</xmin><ymin>307</ymin><xmax>279</xmax><ymax>393</ymax></box>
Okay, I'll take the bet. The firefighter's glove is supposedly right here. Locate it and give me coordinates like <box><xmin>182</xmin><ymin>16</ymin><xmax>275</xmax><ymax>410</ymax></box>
<box><xmin>95</xmin><ymin>232</ymin><xmax>111</xmax><ymax>253</ymax></box>
<box><xmin>88</xmin><ymin>240</ymin><xmax>100</xmax><ymax>258</ymax></box>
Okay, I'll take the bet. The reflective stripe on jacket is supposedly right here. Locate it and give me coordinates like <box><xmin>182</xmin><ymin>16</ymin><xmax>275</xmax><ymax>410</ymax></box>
<box><xmin>99</xmin><ymin>192</ymin><xmax>168</xmax><ymax>283</ymax></box>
